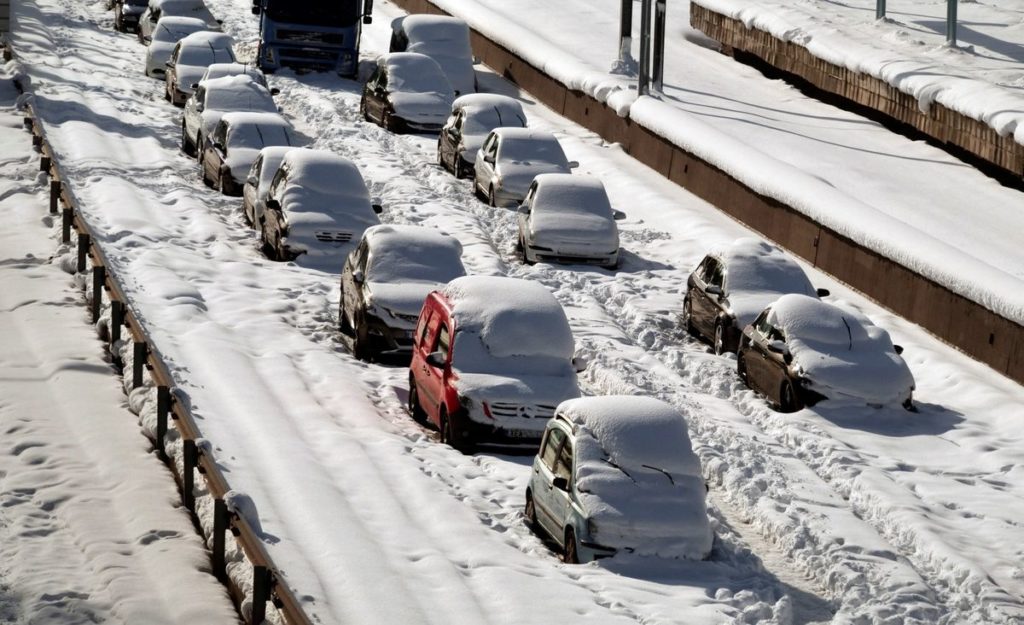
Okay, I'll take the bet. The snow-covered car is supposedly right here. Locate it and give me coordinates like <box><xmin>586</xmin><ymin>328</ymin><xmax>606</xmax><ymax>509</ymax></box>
<box><xmin>196</xmin><ymin>62</ymin><xmax>268</xmax><ymax>88</ymax></box>
<box><xmin>242</xmin><ymin>146</ymin><xmax>293</xmax><ymax>228</ymax></box>
<box><xmin>261</xmin><ymin>149</ymin><xmax>381</xmax><ymax>264</ymax></box>
<box><xmin>340</xmin><ymin>225</ymin><xmax>467</xmax><ymax>361</ymax></box>
<box><xmin>526</xmin><ymin>396</ymin><xmax>713</xmax><ymax>563</ymax></box>
<box><xmin>389</xmin><ymin>15</ymin><xmax>475</xmax><ymax>96</ymax></box>
<box><xmin>737</xmin><ymin>294</ymin><xmax>916</xmax><ymax>412</ymax></box>
<box><xmin>360</xmin><ymin>53</ymin><xmax>455</xmax><ymax>134</ymax></box>
<box><xmin>200</xmin><ymin>111</ymin><xmax>298</xmax><ymax>196</ymax></box>
<box><xmin>474</xmin><ymin>128</ymin><xmax>578</xmax><ymax>208</ymax></box>
<box><xmin>683</xmin><ymin>238</ymin><xmax>830</xmax><ymax>355</ymax></box>
<box><xmin>113</xmin><ymin>0</ymin><xmax>149</xmax><ymax>33</ymax></box>
<box><xmin>516</xmin><ymin>174</ymin><xmax>624</xmax><ymax>269</ymax></box>
<box><xmin>142</xmin><ymin>17</ymin><xmax>209</xmax><ymax>78</ymax></box>
<box><xmin>138</xmin><ymin>0</ymin><xmax>218</xmax><ymax>45</ymax></box>
<box><xmin>437</xmin><ymin>93</ymin><xmax>526</xmax><ymax>178</ymax></box>
<box><xmin>164</xmin><ymin>31</ymin><xmax>236</xmax><ymax>106</ymax></box>
<box><xmin>181</xmin><ymin>74</ymin><xmax>278</xmax><ymax>157</ymax></box>
<box><xmin>408</xmin><ymin>276</ymin><xmax>583</xmax><ymax>451</ymax></box>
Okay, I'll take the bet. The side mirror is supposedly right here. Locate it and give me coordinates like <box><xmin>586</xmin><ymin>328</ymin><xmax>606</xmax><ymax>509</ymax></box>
<box><xmin>352</xmin><ymin>269</ymin><xmax>364</xmax><ymax>283</ymax></box>
<box><xmin>251</xmin><ymin>5</ymin><xmax>260</xmax><ymax>14</ymax></box>
<box><xmin>612</xmin><ymin>209</ymin><xmax>626</xmax><ymax>221</ymax></box>
<box><xmin>425</xmin><ymin>350</ymin><xmax>446</xmax><ymax>368</ymax></box>
<box><xmin>572</xmin><ymin>354</ymin><xmax>588</xmax><ymax>372</ymax></box>
<box><xmin>816</xmin><ymin>287</ymin><xmax>831</xmax><ymax>297</ymax></box>
<box><xmin>893</xmin><ymin>344</ymin><xmax>904</xmax><ymax>355</ymax></box>
<box><xmin>363</xmin><ymin>15</ymin><xmax>372</xmax><ymax>24</ymax></box>
<box><xmin>190</xmin><ymin>82</ymin><xmax>199</xmax><ymax>90</ymax></box>
<box><xmin>371</xmin><ymin>204</ymin><xmax>383</xmax><ymax>214</ymax></box>
<box><xmin>705</xmin><ymin>284</ymin><xmax>723</xmax><ymax>297</ymax></box>
<box><xmin>266</xmin><ymin>198</ymin><xmax>281</xmax><ymax>211</ymax></box>
<box><xmin>552</xmin><ymin>476</ymin><xmax>569</xmax><ymax>491</ymax></box>
<box><xmin>567</xmin><ymin>160</ymin><xmax>580</xmax><ymax>169</ymax></box>
<box><xmin>270</xmin><ymin>87</ymin><xmax>280</xmax><ymax>96</ymax></box>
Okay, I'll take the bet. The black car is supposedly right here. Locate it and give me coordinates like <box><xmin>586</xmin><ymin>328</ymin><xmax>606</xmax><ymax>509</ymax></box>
<box><xmin>360</xmin><ymin>53</ymin><xmax>455</xmax><ymax>134</ymax></box>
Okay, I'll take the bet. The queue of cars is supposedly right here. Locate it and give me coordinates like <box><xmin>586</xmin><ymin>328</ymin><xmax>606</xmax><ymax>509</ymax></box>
<box><xmin>119</xmin><ymin>1</ymin><xmax>918</xmax><ymax>564</ymax></box>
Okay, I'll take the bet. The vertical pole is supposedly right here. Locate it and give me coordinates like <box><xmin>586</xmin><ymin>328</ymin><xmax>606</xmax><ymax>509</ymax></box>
<box><xmin>62</xmin><ymin>207</ymin><xmax>72</xmax><ymax>243</ymax></box>
<box><xmin>156</xmin><ymin>385</ymin><xmax>170</xmax><ymax>457</ymax></box>
<box><xmin>212</xmin><ymin>498</ymin><xmax>228</xmax><ymax>580</ymax></box>
<box><xmin>49</xmin><ymin>180</ymin><xmax>60</xmax><ymax>215</ymax></box>
<box><xmin>39</xmin><ymin>154</ymin><xmax>50</xmax><ymax>172</ymax></box>
<box><xmin>183</xmin><ymin>439</ymin><xmax>197</xmax><ymax>511</ymax></box>
<box><xmin>91</xmin><ymin>265</ymin><xmax>105</xmax><ymax>323</ymax></box>
<box><xmin>132</xmin><ymin>340</ymin><xmax>147</xmax><ymax>389</ymax></box>
<box><xmin>251</xmin><ymin>566</ymin><xmax>271</xmax><ymax>625</ymax></box>
<box><xmin>947</xmin><ymin>0</ymin><xmax>957</xmax><ymax>45</ymax></box>
<box><xmin>617</xmin><ymin>0</ymin><xmax>633</xmax><ymax>69</ymax></box>
<box><xmin>76</xmin><ymin>232</ymin><xmax>90</xmax><ymax>273</ymax></box>
<box><xmin>876</xmin><ymin>0</ymin><xmax>886</xmax><ymax>20</ymax></box>
<box><xmin>638</xmin><ymin>0</ymin><xmax>652</xmax><ymax>95</ymax></box>
<box><xmin>110</xmin><ymin>300</ymin><xmax>124</xmax><ymax>346</ymax></box>
<box><xmin>652</xmin><ymin>0</ymin><xmax>666</xmax><ymax>93</ymax></box>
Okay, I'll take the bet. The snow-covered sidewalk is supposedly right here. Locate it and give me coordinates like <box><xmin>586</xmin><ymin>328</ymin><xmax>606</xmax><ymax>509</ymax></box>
<box><xmin>0</xmin><ymin>67</ymin><xmax>236</xmax><ymax>625</ymax></box>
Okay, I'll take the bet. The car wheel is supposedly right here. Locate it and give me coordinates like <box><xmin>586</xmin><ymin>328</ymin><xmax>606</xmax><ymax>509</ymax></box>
<box><xmin>682</xmin><ymin>296</ymin><xmax>695</xmax><ymax>335</ymax></box>
<box><xmin>564</xmin><ymin>527</ymin><xmax>580</xmax><ymax>564</ymax></box>
<box><xmin>520</xmin><ymin>236</ymin><xmax>535</xmax><ymax>265</ymax></box>
<box><xmin>181</xmin><ymin>124</ymin><xmax>195</xmax><ymax>157</ymax></box>
<box><xmin>488</xmin><ymin>185</ymin><xmax>497</xmax><ymax>207</ymax></box>
<box><xmin>195</xmin><ymin>134</ymin><xmax>204</xmax><ymax>162</ymax></box>
<box><xmin>360</xmin><ymin>98</ymin><xmax>371</xmax><ymax>122</ymax></box>
<box><xmin>713</xmin><ymin>321</ymin><xmax>726</xmax><ymax>355</ymax></box>
<box><xmin>383</xmin><ymin>109</ymin><xmax>397</xmax><ymax>132</ymax></box>
<box><xmin>408</xmin><ymin>379</ymin><xmax>427</xmax><ymax>424</ymax></box>
<box><xmin>440</xmin><ymin>407</ymin><xmax>470</xmax><ymax>452</ymax></box>
<box><xmin>201</xmin><ymin>164</ymin><xmax>213</xmax><ymax>188</ymax></box>
<box><xmin>260</xmin><ymin>222</ymin><xmax>276</xmax><ymax>260</ymax></box>
<box><xmin>779</xmin><ymin>380</ymin><xmax>799</xmax><ymax>413</ymax></box>
<box><xmin>219</xmin><ymin>171</ymin><xmax>229</xmax><ymax>195</ymax></box>
<box><xmin>524</xmin><ymin>492</ymin><xmax>539</xmax><ymax>532</ymax></box>
<box><xmin>737</xmin><ymin>352</ymin><xmax>748</xmax><ymax>384</ymax></box>
<box><xmin>456</xmin><ymin>155</ymin><xmax>470</xmax><ymax>179</ymax></box>
<box><xmin>353</xmin><ymin>314</ymin><xmax>372</xmax><ymax>361</ymax></box>
<box><xmin>436</xmin><ymin>143</ymin><xmax>446</xmax><ymax>169</ymax></box>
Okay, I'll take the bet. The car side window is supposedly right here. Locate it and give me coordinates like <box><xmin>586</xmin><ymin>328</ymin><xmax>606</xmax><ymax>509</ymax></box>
<box><xmin>170</xmin><ymin>44</ymin><xmax>181</xmax><ymax>64</ymax></box>
<box><xmin>248</xmin><ymin>155</ymin><xmax>262</xmax><ymax>184</ymax></box>
<box><xmin>214</xmin><ymin>123</ymin><xmax>228</xmax><ymax>147</ymax></box>
<box><xmin>487</xmin><ymin>136</ymin><xmax>499</xmax><ymax>159</ymax></box>
<box><xmin>416</xmin><ymin>310</ymin><xmax>433</xmax><ymax>346</ymax></box>
<box><xmin>755</xmin><ymin>311</ymin><xmax>783</xmax><ymax>341</ymax></box>
<box><xmin>268</xmin><ymin>166</ymin><xmax>288</xmax><ymax>199</ymax></box>
<box><xmin>555</xmin><ymin>439</ymin><xmax>573</xmax><ymax>482</ymax></box>
<box><xmin>702</xmin><ymin>258</ymin><xmax>723</xmax><ymax>288</ymax></box>
<box><xmin>434</xmin><ymin>324</ymin><xmax>451</xmax><ymax>361</ymax></box>
<box><xmin>354</xmin><ymin>241</ymin><xmax>369</xmax><ymax>272</ymax></box>
<box><xmin>454</xmin><ymin>111</ymin><xmax>464</xmax><ymax>132</ymax></box>
<box><xmin>522</xmin><ymin>183</ymin><xmax>537</xmax><ymax>206</ymax></box>
<box><xmin>377</xmin><ymin>68</ymin><xmax>388</xmax><ymax>91</ymax></box>
<box><xmin>540</xmin><ymin>428</ymin><xmax>565</xmax><ymax>471</ymax></box>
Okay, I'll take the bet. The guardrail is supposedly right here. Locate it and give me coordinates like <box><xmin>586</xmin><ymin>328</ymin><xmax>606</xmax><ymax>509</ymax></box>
<box><xmin>13</xmin><ymin>61</ymin><xmax>314</xmax><ymax>625</ymax></box>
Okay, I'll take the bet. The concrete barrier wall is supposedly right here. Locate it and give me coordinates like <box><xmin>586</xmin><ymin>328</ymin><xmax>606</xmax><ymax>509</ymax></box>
<box><xmin>690</xmin><ymin>4</ymin><xmax>1024</xmax><ymax>178</ymax></box>
<box><xmin>1</xmin><ymin>0</ymin><xmax>11</xmax><ymax>35</ymax></box>
<box><xmin>389</xmin><ymin>0</ymin><xmax>1024</xmax><ymax>385</ymax></box>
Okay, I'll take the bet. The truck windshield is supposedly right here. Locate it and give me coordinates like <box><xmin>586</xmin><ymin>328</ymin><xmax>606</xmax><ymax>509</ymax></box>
<box><xmin>264</xmin><ymin>0</ymin><xmax>360</xmax><ymax>27</ymax></box>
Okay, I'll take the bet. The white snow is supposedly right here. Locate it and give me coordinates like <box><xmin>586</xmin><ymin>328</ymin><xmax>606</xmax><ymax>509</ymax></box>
<box><xmin>171</xmin><ymin>31</ymin><xmax>236</xmax><ymax>95</ymax></box>
<box><xmin>393</xmin><ymin>14</ymin><xmax>475</xmax><ymax>96</ymax></box>
<box><xmin>527</xmin><ymin>173</ymin><xmax>619</xmax><ymax>251</ymax></box>
<box><xmin>712</xmin><ymin>238</ymin><xmax>818</xmax><ymax>328</ymax></box>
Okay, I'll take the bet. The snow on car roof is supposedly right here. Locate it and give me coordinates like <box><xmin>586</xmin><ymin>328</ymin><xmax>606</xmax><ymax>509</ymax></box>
<box><xmin>531</xmin><ymin>173</ymin><xmax>611</xmax><ymax>217</ymax></box>
<box><xmin>381</xmin><ymin>52</ymin><xmax>452</xmax><ymax>94</ymax></box>
<box><xmin>768</xmin><ymin>293</ymin><xmax>880</xmax><ymax>348</ymax></box>
<box><xmin>155</xmin><ymin>15</ymin><xmax>207</xmax><ymax>31</ymax></box>
<box><xmin>559</xmin><ymin>396</ymin><xmax>702</xmax><ymax>478</ymax></box>
<box><xmin>202</xmin><ymin>62</ymin><xmax>263</xmax><ymax>82</ymax></box>
<box><xmin>364</xmin><ymin>225</ymin><xmax>465</xmax><ymax>284</ymax></box>
<box><xmin>443</xmin><ymin>276</ymin><xmax>574</xmax><ymax>360</ymax></box>
<box><xmin>202</xmin><ymin>76</ymin><xmax>276</xmax><ymax>112</ymax></box>
<box><xmin>717</xmin><ymin>238</ymin><xmax>815</xmax><ymax>297</ymax></box>
<box><xmin>399</xmin><ymin>15</ymin><xmax>472</xmax><ymax>44</ymax></box>
<box><xmin>177</xmin><ymin>30</ymin><xmax>233</xmax><ymax>48</ymax></box>
<box><xmin>452</xmin><ymin>93</ymin><xmax>524</xmax><ymax>117</ymax></box>
<box><xmin>279</xmin><ymin>149</ymin><xmax>367</xmax><ymax>196</ymax></box>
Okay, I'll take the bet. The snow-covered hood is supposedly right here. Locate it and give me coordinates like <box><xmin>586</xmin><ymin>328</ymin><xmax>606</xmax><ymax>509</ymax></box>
<box><xmin>391</xmin><ymin>92</ymin><xmax>451</xmax><ymax>124</ymax></box>
<box><xmin>530</xmin><ymin>211</ymin><xmax>618</xmax><ymax>252</ymax></box>
<box><xmin>366</xmin><ymin>281</ymin><xmax>436</xmax><ymax>324</ymax></box>
<box><xmin>796</xmin><ymin>346</ymin><xmax>914</xmax><ymax>405</ymax></box>
<box><xmin>284</xmin><ymin>211</ymin><xmax>364</xmax><ymax>259</ymax></box>
<box><xmin>453</xmin><ymin>372</ymin><xmax>580</xmax><ymax>410</ymax></box>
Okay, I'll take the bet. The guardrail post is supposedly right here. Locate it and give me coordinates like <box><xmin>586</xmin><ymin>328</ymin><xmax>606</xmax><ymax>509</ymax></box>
<box><xmin>156</xmin><ymin>385</ymin><xmax>170</xmax><ymax>457</ymax></box>
<box><xmin>49</xmin><ymin>180</ymin><xmax>60</xmax><ymax>215</ymax></box>
<box><xmin>110</xmin><ymin>300</ymin><xmax>124</xmax><ymax>346</ymax></box>
<box><xmin>876</xmin><ymin>0</ymin><xmax>886</xmax><ymax>19</ymax></box>
<box><xmin>947</xmin><ymin>0</ymin><xmax>958</xmax><ymax>45</ymax></box>
<box><xmin>91</xmin><ymin>265</ymin><xmax>105</xmax><ymax>323</ymax></box>
<box><xmin>31</xmin><ymin>133</ymin><xmax>41</xmax><ymax>148</ymax></box>
<box><xmin>251</xmin><ymin>565</ymin><xmax>271</xmax><ymax>625</ymax></box>
<box><xmin>638</xmin><ymin>0</ymin><xmax>652</xmax><ymax>95</ymax></box>
<box><xmin>39</xmin><ymin>153</ymin><xmax>50</xmax><ymax>172</ymax></box>
<box><xmin>76</xmin><ymin>231</ymin><xmax>90</xmax><ymax>273</ymax></box>
<box><xmin>652</xmin><ymin>0</ymin><xmax>666</xmax><ymax>93</ymax></box>
<box><xmin>213</xmin><ymin>498</ymin><xmax>227</xmax><ymax>580</ymax></box>
<box><xmin>132</xmin><ymin>340</ymin><xmax>147</xmax><ymax>389</ymax></box>
<box><xmin>22</xmin><ymin>116</ymin><xmax>32</xmax><ymax>132</ymax></box>
<box><xmin>62</xmin><ymin>207</ymin><xmax>72</xmax><ymax>243</ymax></box>
<box><xmin>183</xmin><ymin>439</ymin><xmax>197</xmax><ymax>511</ymax></box>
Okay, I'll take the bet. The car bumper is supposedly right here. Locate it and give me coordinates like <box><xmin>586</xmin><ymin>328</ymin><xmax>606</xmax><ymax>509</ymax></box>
<box><xmin>526</xmin><ymin>246</ymin><xmax>618</xmax><ymax>268</ymax></box>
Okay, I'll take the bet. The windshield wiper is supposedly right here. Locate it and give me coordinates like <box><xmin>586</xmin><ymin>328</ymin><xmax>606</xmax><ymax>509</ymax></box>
<box><xmin>841</xmin><ymin>316</ymin><xmax>853</xmax><ymax>350</ymax></box>
<box><xmin>641</xmin><ymin>464</ymin><xmax>674</xmax><ymax>485</ymax></box>
<box><xmin>601</xmin><ymin>457</ymin><xmax>635</xmax><ymax>483</ymax></box>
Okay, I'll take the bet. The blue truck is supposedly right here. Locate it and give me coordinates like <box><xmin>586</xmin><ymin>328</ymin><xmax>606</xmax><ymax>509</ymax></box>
<box><xmin>252</xmin><ymin>0</ymin><xmax>373</xmax><ymax>77</ymax></box>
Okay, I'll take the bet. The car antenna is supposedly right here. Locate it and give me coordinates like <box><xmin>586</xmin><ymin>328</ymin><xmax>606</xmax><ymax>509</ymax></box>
<box><xmin>841</xmin><ymin>316</ymin><xmax>853</xmax><ymax>350</ymax></box>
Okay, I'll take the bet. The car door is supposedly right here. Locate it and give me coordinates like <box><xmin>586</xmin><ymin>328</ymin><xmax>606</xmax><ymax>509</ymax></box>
<box><xmin>518</xmin><ymin>182</ymin><xmax>537</xmax><ymax>246</ymax></box>
<box><xmin>183</xmin><ymin>85</ymin><xmax>204</xmax><ymax>142</ymax></box>
<box><xmin>166</xmin><ymin>43</ymin><xmax>182</xmax><ymax>90</ymax></box>
<box><xmin>474</xmin><ymin>132</ymin><xmax>498</xmax><ymax>192</ymax></box>
<box><xmin>342</xmin><ymin>239</ymin><xmax>369</xmax><ymax>329</ymax></box>
<box><xmin>693</xmin><ymin>256</ymin><xmax>725</xmax><ymax>338</ymax></box>
<box><xmin>365</xmin><ymin>66</ymin><xmax>387</xmax><ymax>122</ymax></box>
<box><xmin>204</xmin><ymin>121</ymin><xmax>228</xmax><ymax>183</ymax></box>
<box><xmin>548</xmin><ymin>435</ymin><xmax>575</xmax><ymax>547</ymax></box>
<box><xmin>439</xmin><ymin>109</ymin><xmax>462</xmax><ymax>169</ymax></box>
<box><xmin>532</xmin><ymin>426</ymin><xmax>567</xmax><ymax>539</ymax></box>
<box><xmin>743</xmin><ymin>310</ymin><xmax>778</xmax><ymax>397</ymax></box>
<box><xmin>243</xmin><ymin>153</ymin><xmax>262</xmax><ymax>222</ymax></box>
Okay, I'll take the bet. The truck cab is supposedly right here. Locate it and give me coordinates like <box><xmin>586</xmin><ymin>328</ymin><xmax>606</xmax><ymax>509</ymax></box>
<box><xmin>252</xmin><ymin>0</ymin><xmax>373</xmax><ymax>77</ymax></box>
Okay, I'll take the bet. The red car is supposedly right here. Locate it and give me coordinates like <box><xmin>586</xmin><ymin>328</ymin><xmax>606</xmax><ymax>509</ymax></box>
<box><xmin>408</xmin><ymin>276</ymin><xmax>582</xmax><ymax>452</ymax></box>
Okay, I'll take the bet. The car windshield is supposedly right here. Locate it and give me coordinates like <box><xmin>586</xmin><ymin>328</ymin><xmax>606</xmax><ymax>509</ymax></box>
<box><xmin>534</xmin><ymin>183</ymin><xmax>611</xmax><ymax>217</ymax></box>
<box><xmin>464</xmin><ymin>107</ymin><xmax>526</xmax><ymax>136</ymax></box>
<box><xmin>498</xmin><ymin>137</ymin><xmax>568</xmax><ymax>167</ymax></box>
<box><xmin>388</xmin><ymin>61</ymin><xmax>448</xmax><ymax>93</ymax></box>
<box><xmin>179</xmin><ymin>44</ymin><xmax>234</xmax><ymax>66</ymax></box>
<box><xmin>366</xmin><ymin>243</ymin><xmax>464</xmax><ymax>284</ymax></box>
<box><xmin>228</xmin><ymin>123</ymin><xmax>293</xmax><ymax>149</ymax></box>
<box><xmin>205</xmin><ymin>85</ymin><xmax>276</xmax><ymax>112</ymax></box>
<box><xmin>155</xmin><ymin>22</ymin><xmax>205</xmax><ymax>43</ymax></box>
<box><xmin>264</xmin><ymin>0</ymin><xmax>359</xmax><ymax>27</ymax></box>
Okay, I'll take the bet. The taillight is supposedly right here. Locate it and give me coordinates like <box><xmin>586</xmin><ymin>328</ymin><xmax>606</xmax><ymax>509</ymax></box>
<box><xmin>482</xmin><ymin>402</ymin><xmax>493</xmax><ymax>419</ymax></box>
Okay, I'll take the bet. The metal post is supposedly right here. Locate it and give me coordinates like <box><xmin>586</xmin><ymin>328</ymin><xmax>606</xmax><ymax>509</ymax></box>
<box><xmin>947</xmin><ymin>0</ymin><xmax>957</xmax><ymax>45</ymax></box>
<box><xmin>49</xmin><ymin>180</ymin><xmax>60</xmax><ymax>215</ymax></box>
<box><xmin>91</xmin><ymin>265</ymin><xmax>105</xmax><ymax>323</ymax></box>
<box><xmin>251</xmin><ymin>566</ymin><xmax>271</xmax><ymax>625</ymax></box>
<box><xmin>613</xmin><ymin>0</ymin><xmax>636</xmax><ymax>74</ymax></box>
<box><xmin>132</xmin><ymin>340</ymin><xmax>147</xmax><ymax>389</ymax></box>
<box><xmin>638</xmin><ymin>0</ymin><xmax>652</xmax><ymax>95</ymax></box>
<box><xmin>156</xmin><ymin>385</ymin><xmax>170</xmax><ymax>456</ymax></box>
<box><xmin>876</xmin><ymin>0</ymin><xmax>885</xmax><ymax>20</ymax></box>
<box><xmin>61</xmin><ymin>207</ymin><xmax>72</xmax><ymax>243</ymax></box>
<box><xmin>652</xmin><ymin>0</ymin><xmax>667</xmax><ymax>93</ymax></box>
<box><xmin>110</xmin><ymin>300</ymin><xmax>124</xmax><ymax>346</ymax></box>
<box><xmin>183</xmin><ymin>439</ymin><xmax>197</xmax><ymax>511</ymax></box>
<box><xmin>39</xmin><ymin>154</ymin><xmax>50</xmax><ymax>172</ymax></box>
<box><xmin>212</xmin><ymin>498</ymin><xmax>228</xmax><ymax>580</ymax></box>
<box><xmin>76</xmin><ymin>232</ymin><xmax>89</xmax><ymax>273</ymax></box>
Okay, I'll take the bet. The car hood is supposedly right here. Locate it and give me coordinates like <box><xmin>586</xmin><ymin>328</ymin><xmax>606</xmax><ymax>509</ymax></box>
<box><xmin>366</xmin><ymin>281</ymin><xmax>438</xmax><ymax>323</ymax></box>
<box><xmin>795</xmin><ymin>342</ymin><xmax>915</xmax><ymax>406</ymax></box>
<box><xmin>576</xmin><ymin>471</ymin><xmax>712</xmax><ymax>559</ymax></box>
<box><xmin>529</xmin><ymin>212</ymin><xmax>618</xmax><ymax>251</ymax></box>
<box><xmin>283</xmin><ymin>211</ymin><xmax>369</xmax><ymax>264</ymax></box>
<box><xmin>454</xmin><ymin>373</ymin><xmax>580</xmax><ymax>415</ymax></box>
<box><xmin>391</xmin><ymin>92</ymin><xmax>452</xmax><ymax>124</ymax></box>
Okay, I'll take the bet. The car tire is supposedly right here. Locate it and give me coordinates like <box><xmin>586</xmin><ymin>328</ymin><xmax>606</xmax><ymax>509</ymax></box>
<box><xmin>260</xmin><ymin>222</ymin><xmax>276</xmax><ymax>260</ymax></box>
<box><xmin>440</xmin><ymin>407</ymin><xmax>470</xmax><ymax>453</ymax></box>
<box><xmin>181</xmin><ymin>124</ymin><xmax>195</xmax><ymax>157</ymax></box>
<box><xmin>524</xmin><ymin>492</ymin><xmax>539</xmax><ymax>532</ymax></box>
<box><xmin>779</xmin><ymin>380</ymin><xmax>799</xmax><ymax>413</ymax></box>
<box><xmin>737</xmin><ymin>352</ymin><xmax>748</xmax><ymax>384</ymax></box>
<box><xmin>195</xmin><ymin>134</ymin><xmax>204</xmax><ymax>162</ymax></box>
<box><xmin>360</xmin><ymin>98</ymin><xmax>371</xmax><ymax>123</ymax></box>
<box><xmin>219</xmin><ymin>170</ymin><xmax>230</xmax><ymax>195</ymax></box>
<box><xmin>713</xmin><ymin>321</ymin><xmax>726</xmax><ymax>355</ymax></box>
<box><xmin>682</xmin><ymin>296</ymin><xmax>695</xmax><ymax>336</ymax></box>
<box><xmin>520</xmin><ymin>236</ymin><xmax>534</xmax><ymax>265</ymax></box>
<box><xmin>436</xmin><ymin>142</ymin><xmax>446</xmax><ymax>169</ymax></box>
<box><xmin>408</xmin><ymin>379</ymin><xmax>427</xmax><ymax>424</ymax></box>
<box><xmin>353</xmin><ymin>314</ymin><xmax>372</xmax><ymax>361</ymax></box>
<box><xmin>564</xmin><ymin>527</ymin><xmax>580</xmax><ymax>564</ymax></box>
<box><xmin>488</xmin><ymin>185</ymin><xmax>497</xmax><ymax>207</ymax></box>
<box><xmin>456</xmin><ymin>155</ymin><xmax>470</xmax><ymax>179</ymax></box>
<box><xmin>201</xmin><ymin>164</ymin><xmax>213</xmax><ymax>188</ymax></box>
<box><xmin>383</xmin><ymin>109</ymin><xmax>396</xmax><ymax>132</ymax></box>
